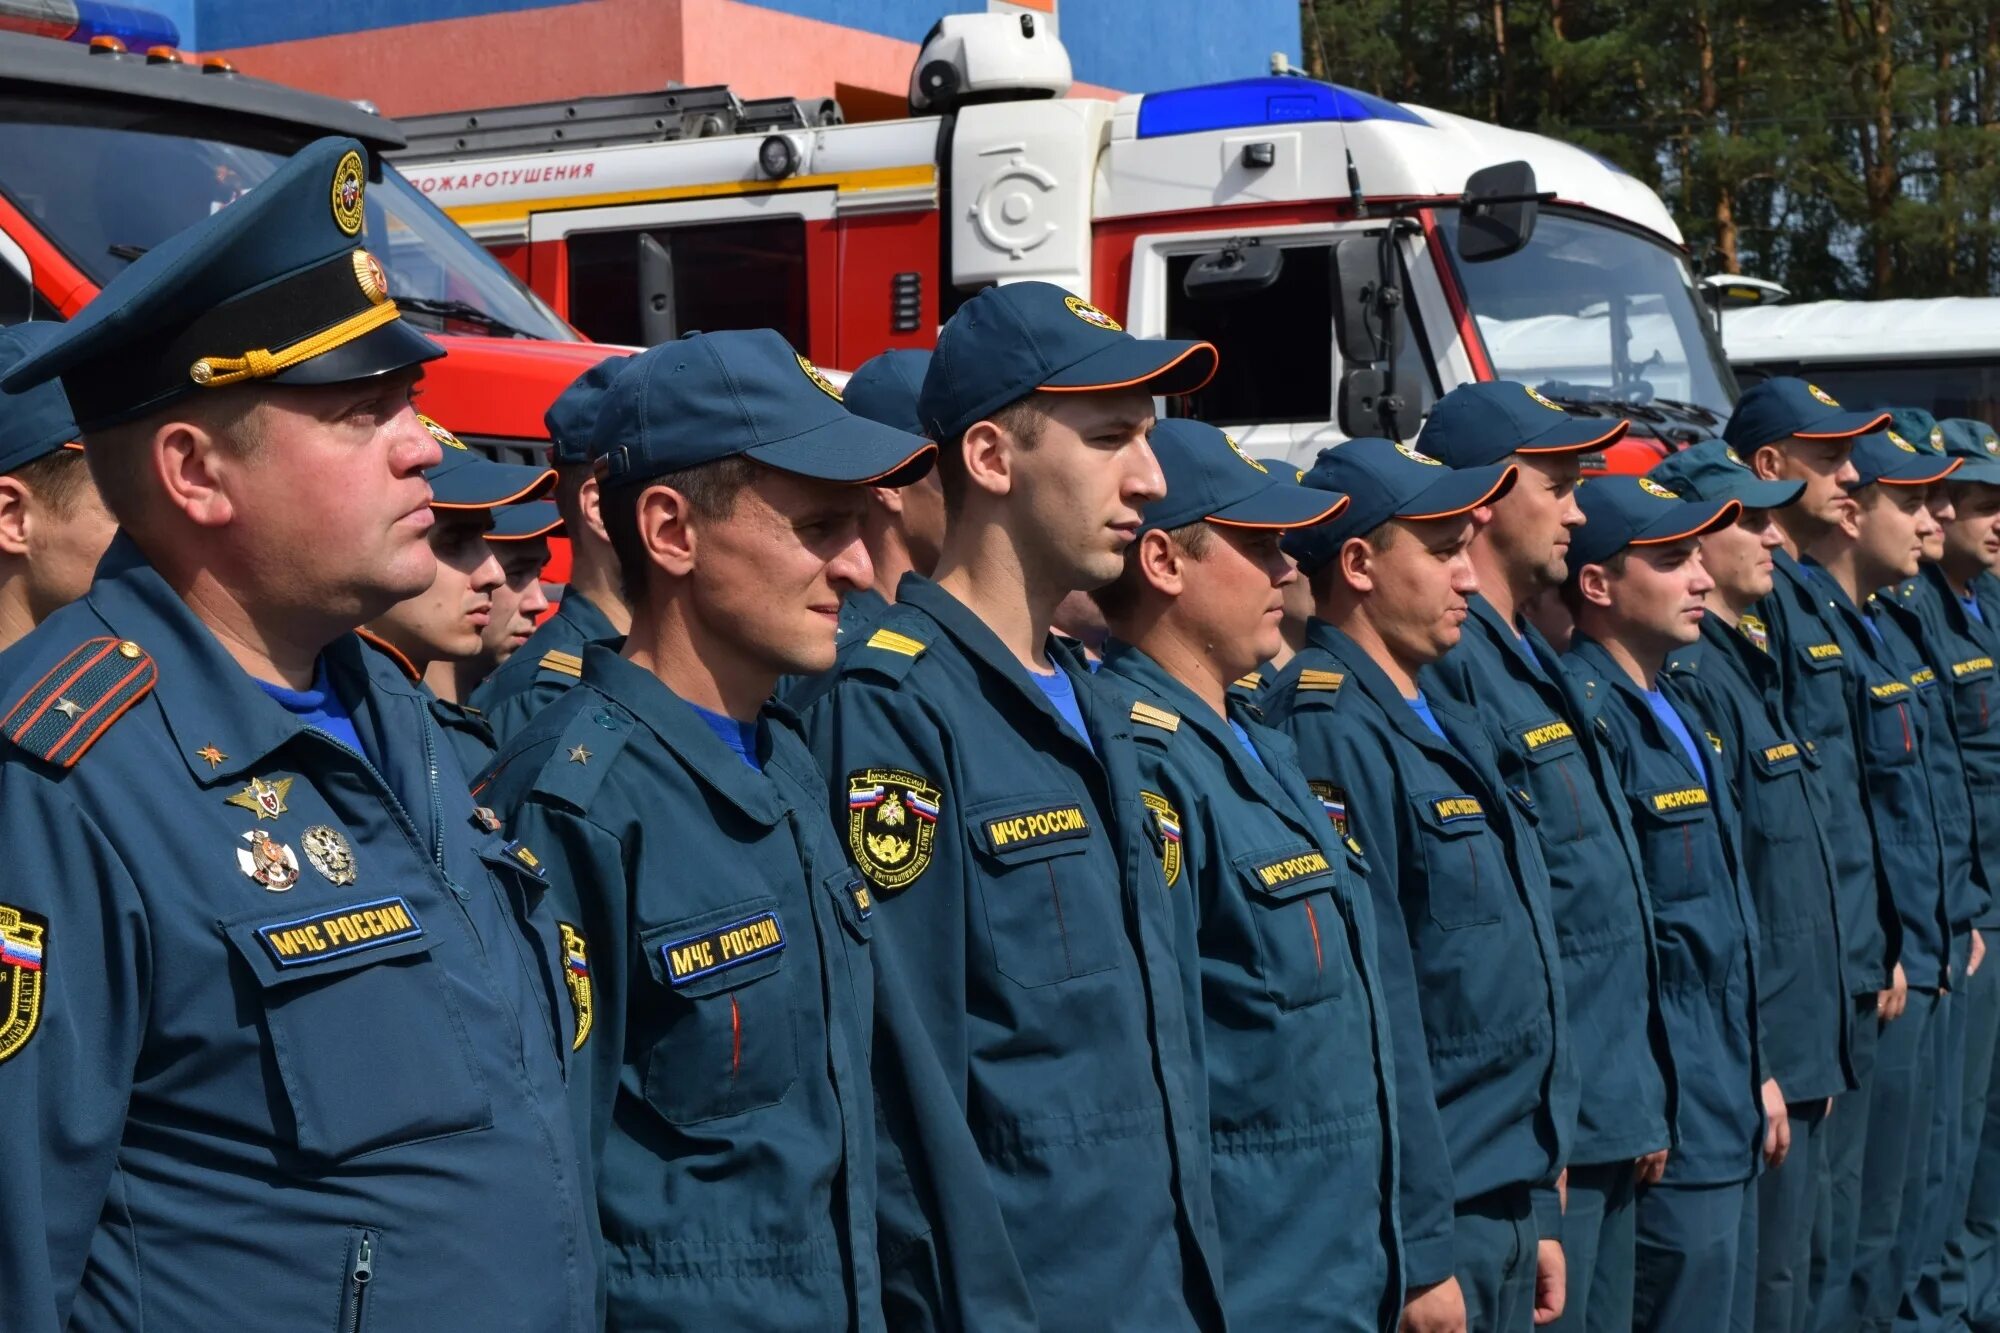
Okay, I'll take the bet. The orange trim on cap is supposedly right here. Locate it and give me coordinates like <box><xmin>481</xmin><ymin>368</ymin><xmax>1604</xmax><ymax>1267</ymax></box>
<box><xmin>487</xmin><ymin>515</ymin><xmax>564</xmax><ymax>542</ymax></box>
<box><xmin>1874</xmin><ymin>458</ymin><xmax>1963</xmax><ymax>487</ymax></box>
<box><xmin>1630</xmin><ymin>499</ymin><xmax>1743</xmax><ymax>546</ymax></box>
<box><xmin>1206</xmin><ymin>493</ymin><xmax>1351</xmax><ymax>531</ymax></box>
<box><xmin>1518</xmin><ymin>420</ymin><xmax>1629</xmax><ymax>455</ymax></box>
<box><xmin>60</xmin><ymin>441</ymin><xmax>85</xmax><ymax>452</ymax></box>
<box><xmin>847</xmin><ymin>442</ymin><xmax>939</xmax><ymax>487</ymax></box>
<box><xmin>1398</xmin><ymin>464</ymin><xmax>1519</xmax><ymax>521</ymax></box>
<box><xmin>1794</xmin><ymin>412</ymin><xmax>1893</xmax><ymax>441</ymax></box>
<box><xmin>429</xmin><ymin>468</ymin><xmax>558</xmax><ymax>511</ymax></box>
<box><xmin>1036</xmin><ymin>342</ymin><xmax>1220</xmax><ymax>398</ymax></box>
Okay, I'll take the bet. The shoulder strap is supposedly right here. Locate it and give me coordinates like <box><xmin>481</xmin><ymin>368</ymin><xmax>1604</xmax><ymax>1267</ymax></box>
<box><xmin>2</xmin><ymin>636</ymin><xmax>157</xmax><ymax>769</ymax></box>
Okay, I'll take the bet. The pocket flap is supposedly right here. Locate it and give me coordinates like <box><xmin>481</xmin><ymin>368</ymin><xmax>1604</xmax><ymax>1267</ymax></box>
<box><xmin>1411</xmin><ymin>791</ymin><xmax>1490</xmax><ymax>838</ymax></box>
<box><xmin>1797</xmin><ymin>641</ymin><xmax>1846</xmax><ymax>672</ymax></box>
<box><xmin>222</xmin><ymin>895</ymin><xmax>436</xmax><ymax>988</ymax></box>
<box><xmin>966</xmin><ymin>793</ymin><xmax>1096</xmax><ymax>865</ymax></box>
<box><xmin>1636</xmin><ymin>783</ymin><xmax>1713</xmax><ymax>823</ymax></box>
<box><xmin>1751</xmin><ymin>738</ymin><xmax>1805</xmax><ymax>778</ymax></box>
<box><xmin>1950</xmin><ymin>655</ymin><xmax>1996</xmax><ymax>684</ymax></box>
<box><xmin>641</xmin><ymin>899</ymin><xmax>787</xmax><ymax>998</ymax></box>
<box><xmin>1234</xmin><ymin>844</ymin><xmax>1340</xmax><ymax>902</ymax></box>
<box><xmin>1512</xmin><ymin>716</ymin><xmax>1581</xmax><ymax>764</ymax></box>
<box><xmin>1865</xmin><ymin>677</ymin><xmax>1914</xmax><ymax>705</ymax></box>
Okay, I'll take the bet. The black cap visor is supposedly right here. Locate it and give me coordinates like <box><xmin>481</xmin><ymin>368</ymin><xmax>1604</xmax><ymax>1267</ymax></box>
<box><xmin>747</xmin><ymin>415</ymin><xmax>938</xmax><ymax>488</ymax></box>
<box><xmin>268</xmin><ymin>318</ymin><xmax>446</xmax><ymax>387</ymax></box>
<box><xmin>1397</xmin><ymin>462</ymin><xmax>1519</xmax><ymax>521</ymax></box>
<box><xmin>1039</xmin><ymin>338</ymin><xmax>1219</xmax><ymax>398</ymax></box>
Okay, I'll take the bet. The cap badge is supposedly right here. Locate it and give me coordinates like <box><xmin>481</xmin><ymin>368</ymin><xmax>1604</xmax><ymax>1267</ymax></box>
<box><xmin>1394</xmin><ymin>441</ymin><xmax>1444</xmax><ymax>466</ymax></box>
<box><xmin>1725</xmin><ymin>446</ymin><xmax>1748</xmax><ymax>467</ymax></box>
<box><xmin>1525</xmin><ymin>385</ymin><xmax>1565</xmax><ymax>413</ymax></box>
<box><xmin>1063</xmin><ymin>294</ymin><xmax>1123</xmax><ymax>332</ymax></box>
<box><xmin>1986</xmin><ymin>435</ymin><xmax>1999</xmax><ymax>455</ymax></box>
<box><xmin>1638</xmin><ymin>477</ymin><xmax>1680</xmax><ymax>500</ymax></box>
<box><xmin>1223</xmin><ymin>432</ymin><xmax>1268</xmax><ymax>473</ymax></box>
<box><xmin>795</xmin><ymin>353</ymin><xmax>843</xmax><ymax>401</ymax></box>
<box><xmin>1887</xmin><ymin>430</ymin><xmax>1917</xmax><ymax>453</ymax></box>
<box><xmin>420</xmin><ymin>414</ymin><xmax>469</xmax><ymax>451</ymax></box>
<box><xmin>1932</xmin><ymin>427</ymin><xmax>1946</xmax><ymax>448</ymax></box>
<box><xmin>330</xmin><ymin>149</ymin><xmax>367</xmax><ymax>238</ymax></box>
<box><xmin>353</xmin><ymin>250</ymin><xmax>389</xmax><ymax>305</ymax></box>
<box><xmin>238</xmin><ymin>829</ymin><xmax>301</xmax><ymax>892</ymax></box>
<box><xmin>1806</xmin><ymin>383</ymin><xmax>1840</xmax><ymax>407</ymax></box>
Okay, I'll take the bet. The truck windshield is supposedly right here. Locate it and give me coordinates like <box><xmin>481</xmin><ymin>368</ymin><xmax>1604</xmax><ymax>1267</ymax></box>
<box><xmin>1437</xmin><ymin>210</ymin><xmax>1735</xmax><ymax>429</ymax></box>
<box><xmin>0</xmin><ymin>110</ymin><xmax>576</xmax><ymax>341</ymax></box>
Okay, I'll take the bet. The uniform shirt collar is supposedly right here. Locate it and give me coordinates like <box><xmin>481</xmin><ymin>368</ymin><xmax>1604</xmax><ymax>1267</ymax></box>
<box><xmin>1465</xmin><ymin>593</ymin><xmax>1558</xmax><ymax>685</ymax></box>
<box><xmin>1301</xmin><ymin>616</ymin><xmax>1466</xmax><ymax>758</ymax></box>
<box><xmin>552</xmin><ymin>586</ymin><xmax>619</xmax><ymax>644</ymax></box>
<box><xmin>1099</xmin><ymin>639</ymin><xmax>1306</xmax><ymax>817</ymax></box>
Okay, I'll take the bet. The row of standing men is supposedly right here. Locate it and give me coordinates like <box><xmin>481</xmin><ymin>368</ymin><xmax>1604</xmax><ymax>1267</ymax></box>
<box><xmin>0</xmin><ymin>133</ymin><xmax>1995</xmax><ymax>1333</ymax></box>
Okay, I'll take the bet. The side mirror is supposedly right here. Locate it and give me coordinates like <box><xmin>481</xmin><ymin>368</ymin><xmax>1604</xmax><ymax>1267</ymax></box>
<box><xmin>1331</xmin><ymin>235</ymin><xmax>1389</xmax><ymax>364</ymax></box>
<box><xmin>1331</xmin><ymin>231</ymin><xmax>1422</xmax><ymax>440</ymax></box>
<box><xmin>1457</xmin><ymin>160</ymin><xmax>1541</xmax><ymax>264</ymax></box>
<box><xmin>637</xmin><ymin>232</ymin><xmax>678</xmax><ymax>346</ymax></box>
<box><xmin>1180</xmin><ymin>238</ymin><xmax>1284</xmax><ymax>302</ymax></box>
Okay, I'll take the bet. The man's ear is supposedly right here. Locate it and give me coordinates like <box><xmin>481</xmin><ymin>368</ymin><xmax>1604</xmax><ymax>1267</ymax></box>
<box><xmin>1133</xmin><ymin>528</ymin><xmax>1184</xmax><ymax>598</ymax></box>
<box><xmin>155</xmin><ymin>418</ymin><xmax>236</xmax><ymax>529</ymax></box>
<box><xmin>579</xmin><ymin>472</ymin><xmax>612</xmax><ymax>545</ymax></box>
<box><xmin>1576</xmin><ymin>561</ymin><xmax>1615</xmax><ymax>610</ymax></box>
<box><xmin>1751</xmin><ymin>443</ymin><xmax>1787</xmax><ymax>483</ymax></box>
<box><xmin>870</xmin><ymin>484</ymin><xmax>906</xmax><ymax>516</ymax></box>
<box><xmin>959</xmin><ymin>419</ymin><xmax>1016</xmax><ymax>500</ymax></box>
<box><xmin>0</xmin><ymin>474</ymin><xmax>31</xmax><ymax>557</ymax></box>
<box><xmin>1337</xmin><ymin>534</ymin><xmax>1376</xmax><ymax>596</ymax></box>
<box><xmin>635</xmin><ymin>483</ymin><xmax>697</xmax><ymax>580</ymax></box>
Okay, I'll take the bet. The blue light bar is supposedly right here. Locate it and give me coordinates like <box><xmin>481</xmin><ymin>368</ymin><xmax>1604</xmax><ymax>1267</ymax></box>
<box><xmin>72</xmin><ymin>1</ymin><xmax>180</xmax><ymax>49</ymax></box>
<box><xmin>1136</xmin><ymin>77</ymin><xmax>1428</xmax><ymax>140</ymax></box>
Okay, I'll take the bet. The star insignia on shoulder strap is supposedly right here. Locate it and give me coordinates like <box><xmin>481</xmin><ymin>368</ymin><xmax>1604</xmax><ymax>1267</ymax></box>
<box><xmin>568</xmin><ymin>745</ymin><xmax>591</xmax><ymax>765</ymax></box>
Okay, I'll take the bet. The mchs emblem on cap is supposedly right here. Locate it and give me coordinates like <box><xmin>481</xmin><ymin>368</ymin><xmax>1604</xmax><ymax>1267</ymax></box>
<box><xmin>1888</xmin><ymin>430</ymin><xmax>1917</xmax><ymax>453</ymax></box>
<box><xmin>795</xmin><ymin>353</ymin><xmax>843</xmax><ymax>401</ymax></box>
<box><xmin>1807</xmin><ymin>383</ymin><xmax>1839</xmax><ymax>407</ymax></box>
<box><xmin>1224</xmin><ymin>432</ymin><xmax>1268</xmax><ymax>473</ymax></box>
<box><xmin>330</xmin><ymin>149</ymin><xmax>367</xmax><ymax>238</ymax></box>
<box><xmin>420</xmin><ymin>414</ymin><xmax>469</xmax><ymax>450</ymax></box>
<box><xmin>1525</xmin><ymin>385</ymin><xmax>1565</xmax><ymax>412</ymax></box>
<box><xmin>1394</xmin><ymin>441</ymin><xmax>1444</xmax><ymax>466</ymax></box>
<box><xmin>1638</xmin><ymin>477</ymin><xmax>1679</xmax><ymax>499</ymax></box>
<box><xmin>1064</xmin><ymin>294</ymin><xmax>1123</xmax><ymax>332</ymax></box>
<box><xmin>353</xmin><ymin>251</ymin><xmax>389</xmax><ymax>305</ymax></box>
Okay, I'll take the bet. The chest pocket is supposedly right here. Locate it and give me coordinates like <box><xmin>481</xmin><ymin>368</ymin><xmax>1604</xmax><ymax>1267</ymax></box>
<box><xmin>222</xmin><ymin>897</ymin><xmax>494</xmax><ymax>1163</ymax></box>
<box><xmin>1859</xmin><ymin>678</ymin><xmax>1920</xmax><ymax>770</ymax></box>
<box><xmin>966</xmin><ymin>793</ymin><xmax>1121</xmax><ymax>989</ymax></box>
<box><xmin>1949</xmin><ymin>657</ymin><xmax>1997</xmax><ymax>737</ymax></box>
<box><xmin>1235</xmin><ymin>844</ymin><xmax>1347</xmax><ymax>1010</ymax></box>
<box><xmin>1412</xmin><ymin>791</ymin><xmax>1504</xmax><ymax>929</ymax></box>
<box><xmin>637</xmin><ymin>897</ymin><xmax>799</xmax><ymax>1125</ymax></box>
<box><xmin>1507</xmin><ymin>715</ymin><xmax>1588</xmax><ymax>846</ymax></box>
<box><xmin>1632</xmin><ymin>783</ymin><xmax>1716</xmax><ymax>903</ymax></box>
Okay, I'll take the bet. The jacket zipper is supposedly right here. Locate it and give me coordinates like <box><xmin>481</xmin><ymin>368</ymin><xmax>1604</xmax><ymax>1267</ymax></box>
<box><xmin>339</xmin><ymin>1229</ymin><xmax>375</xmax><ymax>1333</ymax></box>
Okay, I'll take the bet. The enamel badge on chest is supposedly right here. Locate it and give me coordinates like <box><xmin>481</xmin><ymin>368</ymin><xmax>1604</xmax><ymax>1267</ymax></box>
<box><xmin>301</xmin><ymin>825</ymin><xmax>357</xmax><ymax>887</ymax></box>
<box><xmin>238</xmin><ymin>830</ymin><xmax>301</xmax><ymax>892</ymax></box>
<box><xmin>226</xmin><ymin>775</ymin><xmax>294</xmax><ymax>821</ymax></box>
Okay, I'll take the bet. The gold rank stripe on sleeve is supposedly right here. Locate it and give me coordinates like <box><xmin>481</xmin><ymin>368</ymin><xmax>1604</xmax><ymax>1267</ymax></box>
<box><xmin>660</xmin><ymin>911</ymin><xmax>786</xmax><ymax>986</ymax></box>
<box><xmin>255</xmin><ymin>896</ymin><xmax>424</xmax><ymax>968</ymax></box>
<box><xmin>1650</xmin><ymin>786</ymin><xmax>1711</xmax><ymax>812</ymax></box>
<box><xmin>1129</xmin><ymin>700</ymin><xmax>1181</xmax><ymax>732</ymax></box>
<box><xmin>1953</xmin><ymin>656</ymin><xmax>1996</xmax><ymax>677</ymax></box>
<box><xmin>539</xmin><ymin>650</ymin><xmax>583</xmax><ymax>679</ymax></box>
<box><xmin>2</xmin><ymin>637</ymin><xmax>157</xmax><ymax>768</ymax></box>
<box><xmin>1296</xmin><ymin>668</ymin><xmax>1345</xmax><ymax>692</ymax></box>
<box><xmin>865</xmin><ymin>628</ymin><xmax>927</xmax><ymax>657</ymax></box>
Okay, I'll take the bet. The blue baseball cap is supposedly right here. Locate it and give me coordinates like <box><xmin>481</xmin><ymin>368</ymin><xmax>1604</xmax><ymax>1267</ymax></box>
<box><xmin>1848</xmin><ymin>430</ymin><xmax>1961</xmax><ymax>489</ymax></box>
<box><xmin>843</xmin><ymin>349</ymin><xmax>932</xmax><ymax>438</ymax></box>
<box><xmin>0</xmin><ymin>324</ymin><xmax>83</xmax><ymax>475</ymax></box>
<box><xmin>1647</xmin><ymin>439</ymin><xmax>1804</xmax><ymax>510</ymax></box>
<box><xmin>1141</xmin><ymin>419</ymin><xmax>1347</xmax><ymax>533</ymax></box>
<box><xmin>488</xmin><ymin>500</ymin><xmax>562</xmax><ymax>541</ymax></box>
<box><xmin>919</xmin><ymin>282</ymin><xmax>1217</xmax><ymax>441</ymax></box>
<box><xmin>1722</xmin><ymin>377</ymin><xmax>1890</xmax><ymax>453</ymax></box>
<box><xmin>594</xmin><ymin>329</ymin><xmax>934</xmax><ymax>489</ymax></box>
<box><xmin>422</xmin><ymin>415</ymin><xmax>557</xmax><ymax>509</ymax></box>
<box><xmin>1417</xmin><ymin>380</ymin><xmax>1629</xmax><ymax>466</ymax></box>
<box><xmin>1571</xmin><ymin>476</ymin><xmax>1740</xmax><ymax>568</ymax></box>
<box><xmin>1</xmin><ymin>137</ymin><xmax>442</xmax><ymax>431</ymax></box>
<box><xmin>1938</xmin><ymin>418</ymin><xmax>2000</xmax><ymax>485</ymax></box>
<box><xmin>545</xmin><ymin>353</ymin><xmax>633</xmax><ymax>466</ymax></box>
<box><xmin>1282</xmin><ymin>438</ymin><xmax>1516</xmax><ymax>574</ymax></box>
<box><xmin>1885</xmin><ymin>407</ymin><xmax>1947</xmax><ymax>455</ymax></box>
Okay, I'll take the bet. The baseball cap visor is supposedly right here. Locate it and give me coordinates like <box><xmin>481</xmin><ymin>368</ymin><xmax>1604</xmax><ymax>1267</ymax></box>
<box><xmin>1631</xmin><ymin>497</ymin><xmax>1741</xmax><ymax>545</ymax></box>
<box><xmin>745</xmin><ymin>414</ymin><xmax>937</xmax><ymax>487</ymax></box>
<box><xmin>489</xmin><ymin>501</ymin><xmax>563</xmax><ymax>540</ymax></box>
<box><xmin>1398</xmin><ymin>462</ymin><xmax>1518</xmax><ymax>520</ymax></box>
<box><xmin>1518</xmin><ymin>415</ymin><xmax>1630</xmax><ymax>454</ymax></box>
<box><xmin>1945</xmin><ymin>456</ymin><xmax>2000</xmax><ymax>486</ymax></box>
<box><xmin>1870</xmin><ymin>454</ymin><xmax>1962</xmax><ymax>486</ymax></box>
<box><xmin>1207</xmin><ymin>481</ymin><xmax>1350</xmax><ymax>530</ymax></box>
<box><xmin>1794</xmin><ymin>408</ymin><xmax>1892</xmax><ymax>440</ymax></box>
<box><xmin>266</xmin><ymin>318</ymin><xmax>446</xmax><ymax>386</ymax></box>
<box><xmin>1727</xmin><ymin>476</ymin><xmax>1807</xmax><ymax>508</ymax></box>
<box><xmin>430</xmin><ymin>457</ymin><xmax>557</xmax><ymax>509</ymax></box>
<box><xmin>1039</xmin><ymin>337</ymin><xmax>1218</xmax><ymax>397</ymax></box>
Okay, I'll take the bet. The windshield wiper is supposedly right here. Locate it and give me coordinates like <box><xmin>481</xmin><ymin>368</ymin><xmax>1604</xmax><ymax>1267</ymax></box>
<box><xmin>391</xmin><ymin>295</ymin><xmax>530</xmax><ymax>339</ymax></box>
<box><xmin>1533</xmin><ymin>384</ymin><xmax>1721</xmax><ymax>429</ymax></box>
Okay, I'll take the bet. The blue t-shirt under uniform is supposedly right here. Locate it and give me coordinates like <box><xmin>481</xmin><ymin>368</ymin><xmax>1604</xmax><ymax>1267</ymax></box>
<box><xmin>1964</xmin><ymin>593</ymin><xmax>1986</xmax><ymax>626</ymax></box>
<box><xmin>1644</xmin><ymin>687</ymin><xmax>1708</xmax><ymax>788</ymax></box>
<box><xmin>1406</xmin><ymin>691</ymin><xmax>1448</xmax><ymax>742</ymax></box>
<box><xmin>688</xmin><ymin>700</ymin><xmax>762</xmax><ymax>772</ymax></box>
<box><xmin>1226</xmin><ymin>718</ymin><xmax>1266</xmax><ymax>769</ymax></box>
<box><xmin>258</xmin><ymin>658</ymin><xmax>366</xmax><ymax>758</ymax></box>
<box><xmin>1030</xmin><ymin>666</ymin><xmax>1095</xmax><ymax>754</ymax></box>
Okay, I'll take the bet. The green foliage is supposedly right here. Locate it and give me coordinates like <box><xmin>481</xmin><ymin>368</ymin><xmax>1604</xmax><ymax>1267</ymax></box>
<box><xmin>1301</xmin><ymin>0</ymin><xmax>2000</xmax><ymax>299</ymax></box>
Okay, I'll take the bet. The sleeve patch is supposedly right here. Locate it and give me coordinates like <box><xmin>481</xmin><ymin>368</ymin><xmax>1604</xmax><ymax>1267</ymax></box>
<box><xmin>559</xmin><ymin>922</ymin><xmax>593</xmax><ymax>1051</ymax></box>
<box><xmin>847</xmin><ymin>768</ymin><xmax>941</xmax><ymax>891</ymax></box>
<box><xmin>1140</xmin><ymin>790</ymin><xmax>1183</xmax><ymax>887</ymax></box>
<box><xmin>0</xmin><ymin>903</ymin><xmax>48</xmax><ymax>1065</ymax></box>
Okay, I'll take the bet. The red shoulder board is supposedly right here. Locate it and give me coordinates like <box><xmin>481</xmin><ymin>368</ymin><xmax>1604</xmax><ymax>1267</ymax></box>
<box><xmin>2</xmin><ymin>637</ymin><xmax>157</xmax><ymax>768</ymax></box>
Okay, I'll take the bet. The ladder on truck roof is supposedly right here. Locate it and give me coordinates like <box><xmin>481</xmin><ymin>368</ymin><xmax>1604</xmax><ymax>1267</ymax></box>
<box><xmin>390</xmin><ymin>86</ymin><xmax>845</xmax><ymax>164</ymax></box>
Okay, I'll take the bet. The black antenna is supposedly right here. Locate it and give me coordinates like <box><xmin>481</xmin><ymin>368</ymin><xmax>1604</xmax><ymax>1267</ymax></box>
<box><xmin>1345</xmin><ymin>148</ymin><xmax>1367</xmax><ymax>220</ymax></box>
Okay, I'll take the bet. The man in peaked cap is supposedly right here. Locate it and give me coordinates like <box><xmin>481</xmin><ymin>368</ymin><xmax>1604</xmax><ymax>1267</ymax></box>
<box><xmin>1264</xmin><ymin>439</ymin><xmax>1573</xmax><ymax>1333</ymax></box>
<box><xmin>474</xmin><ymin>328</ymin><xmax>1036</xmax><ymax>1330</ymax></box>
<box><xmin>1649</xmin><ymin>440</ymin><xmax>1853</xmax><ymax>1333</ymax></box>
<box><xmin>0</xmin><ymin>323</ymin><xmax>117</xmax><ymax>652</ymax></box>
<box><xmin>1560</xmin><ymin>477</ymin><xmax>1775</xmax><ymax>1333</ymax></box>
<box><xmin>469</xmin><ymin>351</ymin><xmax>633</xmax><ymax>743</ymax></box>
<box><xmin>1086</xmin><ymin>419</ymin><xmax>1402</xmax><ymax>1331</ymax></box>
<box><xmin>796</xmin><ymin>280</ymin><xmax>1232</xmax><ymax>1330</ymax></box>
<box><xmin>839</xmin><ymin>347</ymin><xmax>947</xmax><ymax>634</ymax></box>
<box><xmin>360</xmin><ymin>414</ymin><xmax>555</xmax><ymax>779</ymax></box>
<box><xmin>0</xmin><ymin>137</ymin><xmax>596</xmax><ymax>1332</ymax></box>
<box><xmin>1418</xmin><ymin>382</ymin><xmax>1675</xmax><ymax>1333</ymax></box>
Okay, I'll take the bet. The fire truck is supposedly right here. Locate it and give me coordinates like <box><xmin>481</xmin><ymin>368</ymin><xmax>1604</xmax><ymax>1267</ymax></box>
<box><xmin>393</xmin><ymin>13</ymin><xmax>1738</xmax><ymax>470</ymax></box>
<box><xmin>0</xmin><ymin>6</ymin><xmax>616</xmax><ymax>548</ymax></box>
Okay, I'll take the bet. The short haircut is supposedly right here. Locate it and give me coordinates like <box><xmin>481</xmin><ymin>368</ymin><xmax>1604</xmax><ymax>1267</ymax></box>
<box><xmin>1559</xmin><ymin>550</ymin><xmax>1629</xmax><ymax>615</ymax></box>
<box><xmin>1306</xmin><ymin>518</ymin><xmax>1400</xmax><ymax>603</ymax></box>
<box><xmin>1089</xmin><ymin>520</ymin><xmax>1211</xmax><ymax>622</ymax></box>
<box><xmin>552</xmin><ymin>459</ymin><xmax>593</xmax><ymax>529</ymax></box>
<box><xmin>938</xmin><ymin>391</ymin><xmax>1048</xmax><ymax>514</ymax></box>
<box><xmin>80</xmin><ymin>386</ymin><xmax>263</xmax><ymax>526</ymax></box>
<box><xmin>600</xmin><ymin>454</ymin><xmax>759</xmax><ymax>603</ymax></box>
<box><xmin>8</xmin><ymin>448</ymin><xmax>95</xmax><ymax>519</ymax></box>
